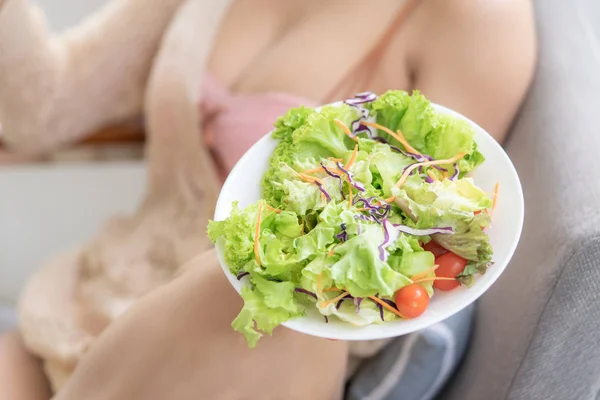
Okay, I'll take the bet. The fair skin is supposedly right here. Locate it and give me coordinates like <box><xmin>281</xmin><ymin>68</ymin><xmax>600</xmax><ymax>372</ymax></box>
<box><xmin>0</xmin><ymin>0</ymin><xmax>536</xmax><ymax>398</ymax></box>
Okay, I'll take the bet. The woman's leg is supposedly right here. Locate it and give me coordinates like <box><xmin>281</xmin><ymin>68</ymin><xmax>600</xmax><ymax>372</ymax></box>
<box><xmin>56</xmin><ymin>249</ymin><xmax>348</xmax><ymax>400</ymax></box>
<box><xmin>0</xmin><ymin>331</ymin><xmax>52</xmax><ymax>400</ymax></box>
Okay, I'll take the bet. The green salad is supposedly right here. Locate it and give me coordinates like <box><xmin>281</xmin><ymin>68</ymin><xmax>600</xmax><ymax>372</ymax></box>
<box><xmin>208</xmin><ymin>90</ymin><xmax>495</xmax><ymax>347</ymax></box>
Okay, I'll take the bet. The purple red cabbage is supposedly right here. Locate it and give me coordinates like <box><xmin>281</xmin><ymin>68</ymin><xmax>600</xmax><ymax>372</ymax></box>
<box><xmin>373</xmin><ymin>136</ymin><xmax>431</xmax><ymax>164</ymax></box>
<box><xmin>355</xmin><ymin>92</ymin><xmax>378</xmax><ymax>100</ymax></box>
<box><xmin>431</xmin><ymin>163</ymin><xmax>448</xmax><ymax>173</ymax></box>
<box><xmin>236</xmin><ymin>271</ymin><xmax>249</xmax><ymax>280</ymax></box>
<box><xmin>374</xmin><ymin>131</ymin><xmax>454</xmax><ymax>178</ymax></box>
<box><xmin>378</xmin><ymin>220</ymin><xmax>391</xmax><ymax>261</ymax></box>
<box><xmin>344</xmin><ymin>92</ymin><xmax>377</xmax><ymax>105</ymax></box>
<box><xmin>335</xmin><ymin>223</ymin><xmax>348</xmax><ymax>242</ymax></box>
<box><xmin>354</xmin><ymin>297</ymin><xmax>363</xmax><ymax>314</ymax></box>
<box><xmin>382</xmin><ymin>298</ymin><xmax>397</xmax><ymax>309</ymax></box>
<box><xmin>450</xmin><ymin>163</ymin><xmax>460</xmax><ymax>180</ymax></box>
<box><xmin>315</xmin><ymin>182</ymin><xmax>331</xmax><ymax>202</ymax></box>
<box><xmin>354</xmin><ymin>214</ymin><xmax>372</xmax><ymax>223</ymax></box>
<box><xmin>353</xmin><ymin>196</ymin><xmax>391</xmax><ymax>220</ymax></box>
<box><xmin>371</xmin><ymin>296</ymin><xmax>385</xmax><ymax>321</ymax></box>
<box><xmin>350</xmin><ymin>108</ymin><xmax>372</xmax><ymax>137</ymax></box>
<box><xmin>392</xmin><ymin>224</ymin><xmax>454</xmax><ymax>236</ymax></box>
<box><xmin>324</xmin><ymin>315</ymin><xmax>329</xmax><ymax>323</ymax></box>
<box><xmin>295</xmin><ymin>288</ymin><xmax>317</xmax><ymax>300</ymax></box>
<box><xmin>321</xmin><ymin>161</ymin><xmax>345</xmax><ymax>199</ymax></box>
<box><xmin>336</xmin><ymin>294</ymin><xmax>353</xmax><ymax>310</ymax></box>
<box><xmin>335</xmin><ymin>162</ymin><xmax>365</xmax><ymax>192</ymax></box>
<box><xmin>377</xmin><ymin>219</ymin><xmax>401</xmax><ymax>262</ymax></box>
<box><xmin>344</xmin><ymin>92</ymin><xmax>376</xmax><ymax>138</ymax></box>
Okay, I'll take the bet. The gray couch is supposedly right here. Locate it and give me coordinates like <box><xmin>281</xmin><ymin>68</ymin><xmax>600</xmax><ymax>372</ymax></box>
<box><xmin>442</xmin><ymin>0</ymin><xmax>600</xmax><ymax>399</ymax></box>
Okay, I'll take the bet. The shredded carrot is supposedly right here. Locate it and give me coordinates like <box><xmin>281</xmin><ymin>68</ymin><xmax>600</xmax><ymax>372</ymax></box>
<box><xmin>334</xmin><ymin>119</ymin><xmax>358</xmax><ymax>142</ymax></box>
<box><xmin>413</xmin><ymin>277</ymin><xmax>457</xmax><ymax>284</ymax></box>
<box><xmin>360</xmin><ymin>121</ymin><xmax>420</xmax><ymax>155</ymax></box>
<box><xmin>443</xmin><ymin>170</ymin><xmax>449</xmax><ymax>179</ymax></box>
<box><xmin>395</xmin><ymin>152</ymin><xmax>467</xmax><ymax>189</ymax></box>
<box><xmin>302</xmin><ymin>166</ymin><xmax>345</xmax><ymax>175</ymax></box>
<box><xmin>372</xmin><ymin>196</ymin><xmax>396</xmax><ymax>207</ymax></box>
<box><xmin>283</xmin><ymin>163</ymin><xmax>326</xmax><ymax>185</ymax></box>
<box><xmin>327</xmin><ymin>245</ymin><xmax>338</xmax><ymax>256</ymax></box>
<box><xmin>321</xmin><ymin>291</ymin><xmax>350</xmax><ymax>308</ymax></box>
<box><xmin>298</xmin><ymin>172</ymin><xmax>324</xmax><ymax>185</ymax></box>
<box><xmin>427</xmin><ymin>169</ymin><xmax>439</xmax><ymax>182</ymax></box>
<box><xmin>302</xmin><ymin>167</ymin><xmax>325</xmax><ymax>174</ymax></box>
<box><xmin>328</xmin><ymin>157</ymin><xmax>344</xmax><ymax>162</ymax></box>
<box><xmin>345</xmin><ymin>144</ymin><xmax>359</xmax><ymax>170</ymax></box>
<box><xmin>317</xmin><ymin>273</ymin><xmax>323</xmax><ymax>296</ymax></box>
<box><xmin>265</xmin><ymin>204</ymin><xmax>282</xmax><ymax>214</ymax></box>
<box><xmin>324</xmin><ymin>287</ymin><xmax>342</xmax><ymax>292</ymax></box>
<box><xmin>492</xmin><ymin>182</ymin><xmax>499</xmax><ymax>213</ymax></box>
<box><xmin>410</xmin><ymin>265</ymin><xmax>440</xmax><ymax>282</ymax></box>
<box><xmin>254</xmin><ymin>204</ymin><xmax>264</xmax><ymax>266</ymax></box>
<box><xmin>368</xmin><ymin>296</ymin><xmax>410</xmax><ymax>319</ymax></box>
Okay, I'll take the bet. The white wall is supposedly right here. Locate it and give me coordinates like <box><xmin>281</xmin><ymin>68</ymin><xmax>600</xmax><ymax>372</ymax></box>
<box><xmin>32</xmin><ymin>0</ymin><xmax>107</xmax><ymax>31</ymax></box>
<box><xmin>0</xmin><ymin>163</ymin><xmax>146</xmax><ymax>303</ymax></box>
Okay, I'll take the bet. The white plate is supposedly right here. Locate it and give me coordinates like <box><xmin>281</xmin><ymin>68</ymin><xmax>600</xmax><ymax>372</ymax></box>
<box><xmin>214</xmin><ymin>103</ymin><xmax>524</xmax><ymax>341</ymax></box>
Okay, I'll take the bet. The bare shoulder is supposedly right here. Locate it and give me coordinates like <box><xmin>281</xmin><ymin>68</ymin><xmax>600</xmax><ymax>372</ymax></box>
<box><xmin>408</xmin><ymin>0</ymin><xmax>537</xmax><ymax>55</ymax></box>
<box><xmin>406</xmin><ymin>0</ymin><xmax>537</xmax><ymax>141</ymax></box>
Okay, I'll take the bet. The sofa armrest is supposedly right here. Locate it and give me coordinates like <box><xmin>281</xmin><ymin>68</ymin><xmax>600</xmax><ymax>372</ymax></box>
<box><xmin>441</xmin><ymin>1</ymin><xmax>600</xmax><ymax>399</ymax></box>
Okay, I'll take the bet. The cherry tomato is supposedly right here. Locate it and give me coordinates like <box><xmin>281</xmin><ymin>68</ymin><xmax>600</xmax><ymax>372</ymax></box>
<box><xmin>394</xmin><ymin>283</ymin><xmax>430</xmax><ymax>318</ymax></box>
<box><xmin>423</xmin><ymin>241</ymin><xmax>448</xmax><ymax>257</ymax></box>
<box><xmin>434</xmin><ymin>252</ymin><xmax>467</xmax><ymax>291</ymax></box>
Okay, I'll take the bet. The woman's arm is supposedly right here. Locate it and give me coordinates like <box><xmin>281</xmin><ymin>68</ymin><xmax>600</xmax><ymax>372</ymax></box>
<box><xmin>0</xmin><ymin>0</ymin><xmax>184</xmax><ymax>153</ymax></box>
<box><xmin>407</xmin><ymin>0</ymin><xmax>536</xmax><ymax>143</ymax></box>
<box><xmin>54</xmin><ymin>250</ymin><xmax>348</xmax><ymax>400</ymax></box>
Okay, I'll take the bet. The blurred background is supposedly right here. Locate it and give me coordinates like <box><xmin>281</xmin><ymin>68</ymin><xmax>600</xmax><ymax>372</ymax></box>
<box><xmin>1</xmin><ymin>1</ymin><xmax>600</xmax><ymax>399</ymax></box>
<box><xmin>0</xmin><ymin>0</ymin><xmax>145</xmax><ymax>310</ymax></box>
<box><xmin>32</xmin><ymin>0</ymin><xmax>106</xmax><ymax>31</ymax></box>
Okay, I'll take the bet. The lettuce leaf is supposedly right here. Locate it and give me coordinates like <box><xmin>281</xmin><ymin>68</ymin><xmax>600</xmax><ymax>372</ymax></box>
<box><xmin>207</xmin><ymin>202</ymin><xmax>262</xmax><ymax>273</ymax></box>
<box><xmin>262</xmin><ymin>106</ymin><xmax>315</xmax><ymax>205</ymax></box>
<box><xmin>368</xmin><ymin>90</ymin><xmax>485</xmax><ymax>175</ymax></box>
<box><xmin>212</xmin><ymin>90</ymin><xmax>494</xmax><ymax>347</ymax></box>
<box><xmin>392</xmin><ymin>178</ymin><xmax>493</xmax><ymax>265</ymax></box>
<box><xmin>330</xmin><ymin>224</ymin><xmax>413</xmax><ymax>297</ymax></box>
<box><xmin>232</xmin><ymin>275</ymin><xmax>302</xmax><ymax>347</ymax></box>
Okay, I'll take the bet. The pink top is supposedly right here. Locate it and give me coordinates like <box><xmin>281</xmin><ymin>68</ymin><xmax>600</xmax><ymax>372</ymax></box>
<box><xmin>200</xmin><ymin>74</ymin><xmax>317</xmax><ymax>181</ymax></box>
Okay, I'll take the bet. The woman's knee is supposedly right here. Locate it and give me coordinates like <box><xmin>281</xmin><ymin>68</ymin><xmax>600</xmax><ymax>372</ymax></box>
<box><xmin>0</xmin><ymin>331</ymin><xmax>52</xmax><ymax>400</ymax></box>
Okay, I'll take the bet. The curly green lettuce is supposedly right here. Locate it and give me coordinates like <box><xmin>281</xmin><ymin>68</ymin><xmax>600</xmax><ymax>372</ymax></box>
<box><xmin>209</xmin><ymin>90</ymin><xmax>494</xmax><ymax>346</ymax></box>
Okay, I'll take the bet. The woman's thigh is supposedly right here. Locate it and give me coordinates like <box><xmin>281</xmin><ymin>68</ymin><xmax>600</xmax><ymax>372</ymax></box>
<box><xmin>0</xmin><ymin>331</ymin><xmax>52</xmax><ymax>400</ymax></box>
<box><xmin>57</xmin><ymin>249</ymin><xmax>348</xmax><ymax>400</ymax></box>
